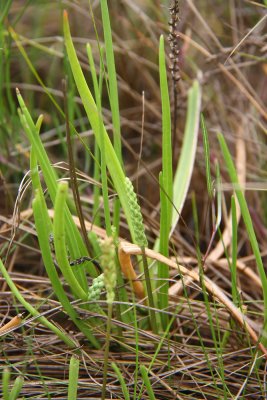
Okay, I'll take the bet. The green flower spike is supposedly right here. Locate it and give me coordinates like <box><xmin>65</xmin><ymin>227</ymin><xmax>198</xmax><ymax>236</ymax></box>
<box><xmin>88</xmin><ymin>273</ymin><xmax>105</xmax><ymax>302</ymax></box>
<box><xmin>100</xmin><ymin>237</ymin><xmax>117</xmax><ymax>304</ymax></box>
<box><xmin>125</xmin><ymin>177</ymin><xmax>148</xmax><ymax>247</ymax></box>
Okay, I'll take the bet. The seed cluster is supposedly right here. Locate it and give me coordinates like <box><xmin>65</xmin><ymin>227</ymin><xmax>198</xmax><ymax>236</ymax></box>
<box><xmin>168</xmin><ymin>0</ymin><xmax>180</xmax><ymax>84</ymax></box>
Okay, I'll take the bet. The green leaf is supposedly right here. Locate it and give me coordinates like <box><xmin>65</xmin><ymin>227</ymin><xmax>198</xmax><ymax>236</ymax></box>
<box><xmin>171</xmin><ymin>80</ymin><xmax>201</xmax><ymax>232</ymax></box>
<box><xmin>68</xmin><ymin>355</ymin><xmax>80</xmax><ymax>400</ymax></box>
<box><xmin>158</xmin><ymin>35</ymin><xmax>173</xmax><ymax>328</ymax></box>
<box><xmin>63</xmin><ymin>11</ymin><xmax>136</xmax><ymax>241</ymax></box>
<box><xmin>100</xmin><ymin>0</ymin><xmax>122</xmax><ymax>163</ymax></box>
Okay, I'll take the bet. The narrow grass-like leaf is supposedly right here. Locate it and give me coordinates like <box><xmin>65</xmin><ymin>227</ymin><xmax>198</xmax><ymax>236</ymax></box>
<box><xmin>53</xmin><ymin>181</ymin><xmax>87</xmax><ymax>300</ymax></box>
<box><xmin>158</xmin><ymin>172</ymin><xmax>170</xmax><ymax>328</ymax></box>
<box><xmin>2</xmin><ymin>367</ymin><xmax>10</xmax><ymax>400</ymax></box>
<box><xmin>100</xmin><ymin>0</ymin><xmax>122</xmax><ymax>163</ymax></box>
<box><xmin>86</xmin><ymin>43</ymin><xmax>112</xmax><ymax>235</ymax></box>
<box><xmin>102</xmin><ymin>303</ymin><xmax>113</xmax><ymax>400</ymax></box>
<box><xmin>0</xmin><ymin>258</ymin><xmax>76</xmax><ymax>348</ymax></box>
<box><xmin>111</xmin><ymin>362</ymin><xmax>130</xmax><ymax>400</ymax></box>
<box><xmin>231</xmin><ymin>195</ymin><xmax>239</xmax><ymax>306</ymax></box>
<box><xmin>158</xmin><ymin>35</ymin><xmax>173</xmax><ymax>328</ymax></box>
<box><xmin>9</xmin><ymin>27</ymin><xmax>64</xmax><ymax>118</ymax></box>
<box><xmin>140</xmin><ymin>365</ymin><xmax>156</xmax><ymax>400</ymax></box>
<box><xmin>86</xmin><ymin>43</ymin><xmax>101</xmax><ymax>227</ymax></box>
<box><xmin>0</xmin><ymin>0</ymin><xmax>12</xmax><ymax>24</ymax></box>
<box><xmin>29</xmin><ymin>115</ymin><xmax>43</xmax><ymax>192</ymax></box>
<box><xmin>218</xmin><ymin>132</ymin><xmax>267</xmax><ymax>345</ymax></box>
<box><xmin>4</xmin><ymin>37</ymin><xmax>16</xmax><ymax>117</ymax></box>
<box><xmin>9</xmin><ymin>376</ymin><xmax>24</xmax><ymax>400</ymax></box>
<box><xmin>67</xmin><ymin>355</ymin><xmax>80</xmax><ymax>400</ymax></box>
<box><xmin>63</xmin><ymin>11</ymin><xmax>136</xmax><ymax>241</ymax></box>
<box><xmin>202</xmin><ymin>161</ymin><xmax>221</xmax><ymax>262</ymax></box>
<box><xmin>215</xmin><ymin>161</ymin><xmax>222</xmax><ymax>230</ymax></box>
<box><xmin>159</xmin><ymin>35</ymin><xmax>173</xmax><ymax>227</ymax></box>
<box><xmin>201</xmin><ymin>114</ymin><xmax>213</xmax><ymax>198</ymax></box>
<box><xmin>132</xmin><ymin>291</ymin><xmax>139</xmax><ymax>399</ymax></box>
<box><xmin>171</xmin><ymin>80</ymin><xmax>201</xmax><ymax>233</ymax></box>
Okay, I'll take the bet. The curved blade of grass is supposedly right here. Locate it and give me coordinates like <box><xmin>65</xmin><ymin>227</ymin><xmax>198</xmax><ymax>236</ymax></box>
<box><xmin>158</xmin><ymin>35</ymin><xmax>173</xmax><ymax>328</ymax></box>
<box><xmin>140</xmin><ymin>365</ymin><xmax>156</xmax><ymax>400</ymax></box>
<box><xmin>63</xmin><ymin>11</ymin><xmax>136</xmax><ymax>242</ymax></box>
<box><xmin>231</xmin><ymin>195</ymin><xmax>240</xmax><ymax>306</ymax></box>
<box><xmin>9</xmin><ymin>27</ymin><xmax>64</xmax><ymax>118</ymax></box>
<box><xmin>218</xmin><ymin>132</ymin><xmax>267</xmax><ymax>345</ymax></box>
<box><xmin>68</xmin><ymin>355</ymin><xmax>80</xmax><ymax>400</ymax></box>
<box><xmin>0</xmin><ymin>258</ymin><xmax>76</xmax><ymax>348</ymax></box>
<box><xmin>111</xmin><ymin>362</ymin><xmax>130</xmax><ymax>400</ymax></box>
<box><xmin>9</xmin><ymin>376</ymin><xmax>24</xmax><ymax>400</ymax></box>
<box><xmin>2</xmin><ymin>368</ymin><xmax>10</xmax><ymax>400</ymax></box>
<box><xmin>171</xmin><ymin>80</ymin><xmax>201</xmax><ymax>234</ymax></box>
<box><xmin>53</xmin><ymin>181</ymin><xmax>87</xmax><ymax>300</ymax></box>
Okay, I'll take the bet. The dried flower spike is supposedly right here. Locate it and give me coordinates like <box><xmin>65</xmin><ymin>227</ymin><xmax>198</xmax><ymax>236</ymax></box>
<box><xmin>168</xmin><ymin>0</ymin><xmax>180</xmax><ymax>84</ymax></box>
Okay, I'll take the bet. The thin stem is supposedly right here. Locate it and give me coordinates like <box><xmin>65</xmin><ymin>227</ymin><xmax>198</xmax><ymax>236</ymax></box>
<box><xmin>101</xmin><ymin>302</ymin><xmax>113</xmax><ymax>400</ymax></box>
<box><xmin>141</xmin><ymin>247</ymin><xmax>157</xmax><ymax>334</ymax></box>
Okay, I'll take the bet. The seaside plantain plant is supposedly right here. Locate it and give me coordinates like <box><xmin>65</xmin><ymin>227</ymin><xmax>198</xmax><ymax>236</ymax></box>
<box><xmin>0</xmin><ymin>4</ymin><xmax>201</xmax><ymax>355</ymax></box>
